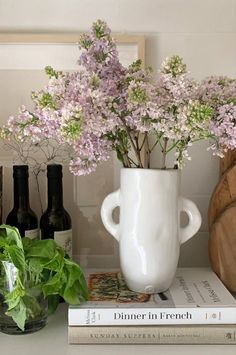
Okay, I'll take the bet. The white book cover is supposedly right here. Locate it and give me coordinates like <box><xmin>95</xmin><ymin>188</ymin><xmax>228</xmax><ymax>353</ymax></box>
<box><xmin>68</xmin><ymin>268</ymin><xmax>236</xmax><ymax>326</ymax></box>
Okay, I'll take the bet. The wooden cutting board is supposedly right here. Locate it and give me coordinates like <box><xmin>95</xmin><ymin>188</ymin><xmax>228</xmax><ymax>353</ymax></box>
<box><xmin>208</xmin><ymin>164</ymin><xmax>236</xmax><ymax>227</ymax></box>
<box><xmin>209</xmin><ymin>202</ymin><xmax>236</xmax><ymax>292</ymax></box>
<box><xmin>220</xmin><ymin>149</ymin><xmax>236</xmax><ymax>176</ymax></box>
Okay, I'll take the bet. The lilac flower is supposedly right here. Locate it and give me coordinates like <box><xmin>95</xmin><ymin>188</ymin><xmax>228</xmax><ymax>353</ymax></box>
<box><xmin>209</xmin><ymin>103</ymin><xmax>236</xmax><ymax>152</ymax></box>
<box><xmin>1</xmin><ymin>20</ymin><xmax>236</xmax><ymax>175</ymax></box>
<box><xmin>197</xmin><ymin>76</ymin><xmax>236</xmax><ymax>155</ymax></box>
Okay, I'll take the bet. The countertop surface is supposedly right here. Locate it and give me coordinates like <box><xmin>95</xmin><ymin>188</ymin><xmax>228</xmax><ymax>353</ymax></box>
<box><xmin>0</xmin><ymin>304</ymin><xmax>235</xmax><ymax>355</ymax></box>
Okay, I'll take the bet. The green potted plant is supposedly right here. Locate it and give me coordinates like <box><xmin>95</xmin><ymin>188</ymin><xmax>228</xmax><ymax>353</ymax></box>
<box><xmin>0</xmin><ymin>225</ymin><xmax>88</xmax><ymax>335</ymax></box>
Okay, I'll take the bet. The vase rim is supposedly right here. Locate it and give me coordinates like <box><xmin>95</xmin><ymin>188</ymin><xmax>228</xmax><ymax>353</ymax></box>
<box><xmin>121</xmin><ymin>168</ymin><xmax>179</xmax><ymax>173</ymax></box>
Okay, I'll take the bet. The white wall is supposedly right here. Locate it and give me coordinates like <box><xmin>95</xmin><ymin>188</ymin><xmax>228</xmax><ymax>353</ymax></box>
<box><xmin>0</xmin><ymin>0</ymin><xmax>235</xmax><ymax>268</ymax></box>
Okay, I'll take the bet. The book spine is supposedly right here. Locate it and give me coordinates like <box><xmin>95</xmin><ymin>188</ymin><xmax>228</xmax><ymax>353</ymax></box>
<box><xmin>68</xmin><ymin>307</ymin><xmax>236</xmax><ymax>326</ymax></box>
<box><xmin>68</xmin><ymin>325</ymin><xmax>236</xmax><ymax>344</ymax></box>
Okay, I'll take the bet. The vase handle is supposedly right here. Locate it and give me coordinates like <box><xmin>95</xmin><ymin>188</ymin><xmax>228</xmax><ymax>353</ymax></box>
<box><xmin>179</xmin><ymin>197</ymin><xmax>202</xmax><ymax>244</ymax></box>
<box><xmin>101</xmin><ymin>189</ymin><xmax>120</xmax><ymax>242</ymax></box>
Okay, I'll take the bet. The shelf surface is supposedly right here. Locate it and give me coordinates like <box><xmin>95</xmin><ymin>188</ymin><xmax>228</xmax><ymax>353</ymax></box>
<box><xmin>0</xmin><ymin>303</ymin><xmax>235</xmax><ymax>355</ymax></box>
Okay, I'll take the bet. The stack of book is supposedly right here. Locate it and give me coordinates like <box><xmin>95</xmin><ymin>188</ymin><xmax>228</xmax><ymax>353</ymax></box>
<box><xmin>68</xmin><ymin>268</ymin><xmax>236</xmax><ymax>344</ymax></box>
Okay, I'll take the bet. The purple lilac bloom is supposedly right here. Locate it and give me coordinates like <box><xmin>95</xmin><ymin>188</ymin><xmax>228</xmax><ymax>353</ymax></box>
<box><xmin>2</xmin><ymin>20</ymin><xmax>236</xmax><ymax>174</ymax></box>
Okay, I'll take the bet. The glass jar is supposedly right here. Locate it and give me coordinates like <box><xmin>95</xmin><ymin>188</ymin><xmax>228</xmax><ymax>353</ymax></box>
<box><xmin>0</xmin><ymin>261</ymin><xmax>47</xmax><ymax>335</ymax></box>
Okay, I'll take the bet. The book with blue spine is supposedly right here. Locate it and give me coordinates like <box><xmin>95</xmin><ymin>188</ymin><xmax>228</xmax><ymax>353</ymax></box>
<box><xmin>68</xmin><ymin>268</ymin><xmax>236</xmax><ymax>326</ymax></box>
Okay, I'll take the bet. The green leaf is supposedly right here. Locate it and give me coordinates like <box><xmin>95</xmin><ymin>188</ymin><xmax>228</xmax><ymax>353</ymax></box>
<box><xmin>6</xmin><ymin>245</ymin><xmax>25</xmax><ymax>273</ymax></box>
<box><xmin>28</xmin><ymin>257</ymin><xmax>45</xmax><ymax>275</ymax></box>
<box><xmin>23</xmin><ymin>293</ymin><xmax>45</xmax><ymax>320</ymax></box>
<box><xmin>4</xmin><ymin>292</ymin><xmax>21</xmax><ymax>311</ymax></box>
<box><xmin>25</xmin><ymin>239</ymin><xmax>56</xmax><ymax>259</ymax></box>
<box><xmin>6</xmin><ymin>299</ymin><xmax>27</xmax><ymax>331</ymax></box>
<box><xmin>0</xmin><ymin>237</ymin><xmax>7</xmax><ymax>248</ymax></box>
<box><xmin>47</xmin><ymin>294</ymin><xmax>60</xmax><ymax>314</ymax></box>
<box><xmin>0</xmin><ymin>225</ymin><xmax>23</xmax><ymax>250</ymax></box>
<box><xmin>42</xmin><ymin>270</ymin><xmax>66</xmax><ymax>296</ymax></box>
<box><xmin>4</xmin><ymin>279</ymin><xmax>25</xmax><ymax>311</ymax></box>
<box><xmin>43</xmin><ymin>249</ymin><xmax>65</xmax><ymax>272</ymax></box>
<box><xmin>62</xmin><ymin>261</ymin><xmax>88</xmax><ymax>304</ymax></box>
<box><xmin>0</xmin><ymin>223</ymin><xmax>88</xmax><ymax>330</ymax></box>
<box><xmin>22</xmin><ymin>237</ymin><xmax>34</xmax><ymax>252</ymax></box>
<box><xmin>116</xmin><ymin>149</ymin><xmax>124</xmax><ymax>163</ymax></box>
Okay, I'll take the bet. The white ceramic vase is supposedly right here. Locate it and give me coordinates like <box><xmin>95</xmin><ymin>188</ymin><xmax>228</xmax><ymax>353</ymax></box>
<box><xmin>101</xmin><ymin>168</ymin><xmax>202</xmax><ymax>293</ymax></box>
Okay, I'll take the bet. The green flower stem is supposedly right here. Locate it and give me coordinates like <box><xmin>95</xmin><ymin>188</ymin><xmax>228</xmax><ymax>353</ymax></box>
<box><xmin>138</xmin><ymin>133</ymin><xmax>164</xmax><ymax>168</ymax></box>
<box><xmin>122</xmin><ymin>151</ymin><xmax>131</xmax><ymax>168</ymax></box>
<box><xmin>140</xmin><ymin>132</ymin><xmax>148</xmax><ymax>151</ymax></box>
<box><xmin>127</xmin><ymin>155</ymin><xmax>139</xmax><ymax>167</ymax></box>
<box><xmin>146</xmin><ymin>135</ymin><xmax>151</xmax><ymax>169</ymax></box>
<box><xmin>134</xmin><ymin>134</ymin><xmax>143</xmax><ymax>167</ymax></box>
<box><xmin>120</xmin><ymin>117</ymin><xmax>143</xmax><ymax>168</ymax></box>
<box><xmin>161</xmin><ymin>137</ymin><xmax>168</xmax><ymax>170</ymax></box>
<box><xmin>137</xmin><ymin>133</ymin><xmax>152</xmax><ymax>169</ymax></box>
<box><xmin>166</xmin><ymin>140</ymin><xmax>180</xmax><ymax>154</ymax></box>
<box><xmin>150</xmin><ymin>133</ymin><xmax>164</xmax><ymax>153</ymax></box>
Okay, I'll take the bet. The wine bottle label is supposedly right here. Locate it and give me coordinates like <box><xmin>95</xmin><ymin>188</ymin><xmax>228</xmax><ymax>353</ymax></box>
<box><xmin>25</xmin><ymin>228</ymin><xmax>39</xmax><ymax>240</ymax></box>
<box><xmin>54</xmin><ymin>229</ymin><xmax>72</xmax><ymax>258</ymax></box>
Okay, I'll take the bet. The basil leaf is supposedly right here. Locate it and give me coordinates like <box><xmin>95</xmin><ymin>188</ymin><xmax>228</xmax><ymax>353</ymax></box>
<box><xmin>43</xmin><ymin>249</ymin><xmax>64</xmax><ymax>271</ymax></box>
<box><xmin>62</xmin><ymin>261</ymin><xmax>88</xmax><ymax>304</ymax></box>
<box><xmin>25</xmin><ymin>239</ymin><xmax>56</xmax><ymax>259</ymax></box>
<box><xmin>42</xmin><ymin>270</ymin><xmax>66</xmax><ymax>296</ymax></box>
<box><xmin>6</xmin><ymin>299</ymin><xmax>27</xmax><ymax>331</ymax></box>
<box><xmin>0</xmin><ymin>225</ymin><xmax>23</xmax><ymax>250</ymax></box>
<box><xmin>6</xmin><ymin>245</ymin><xmax>26</xmax><ymax>273</ymax></box>
<box><xmin>23</xmin><ymin>293</ymin><xmax>45</xmax><ymax>320</ymax></box>
<box><xmin>0</xmin><ymin>225</ymin><xmax>89</xmax><ymax>332</ymax></box>
<box><xmin>47</xmin><ymin>294</ymin><xmax>60</xmax><ymax>315</ymax></box>
<box><xmin>22</xmin><ymin>237</ymin><xmax>34</xmax><ymax>252</ymax></box>
<box><xmin>28</xmin><ymin>257</ymin><xmax>44</xmax><ymax>273</ymax></box>
<box><xmin>4</xmin><ymin>277</ymin><xmax>25</xmax><ymax>311</ymax></box>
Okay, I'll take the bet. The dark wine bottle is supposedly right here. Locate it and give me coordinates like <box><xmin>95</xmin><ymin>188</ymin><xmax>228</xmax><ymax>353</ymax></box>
<box><xmin>40</xmin><ymin>164</ymin><xmax>72</xmax><ymax>258</ymax></box>
<box><xmin>6</xmin><ymin>165</ymin><xmax>38</xmax><ymax>239</ymax></box>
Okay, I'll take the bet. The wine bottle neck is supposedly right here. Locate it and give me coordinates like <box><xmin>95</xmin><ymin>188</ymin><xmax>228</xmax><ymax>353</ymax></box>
<box><xmin>47</xmin><ymin>177</ymin><xmax>63</xmax><ymax>209</ymax></box>
<box><xmin>13</xmin><ymin>176</ymin><xmax>30</xmax><ymax>209</ymax></box>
